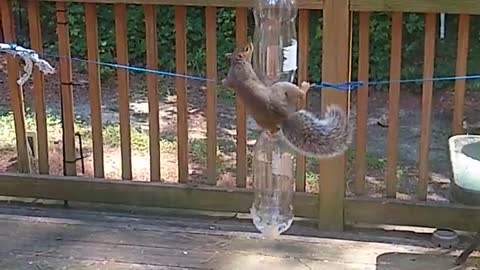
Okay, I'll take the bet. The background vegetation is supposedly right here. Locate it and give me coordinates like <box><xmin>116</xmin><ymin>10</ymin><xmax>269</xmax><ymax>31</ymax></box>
<box><xmin>10</xmin><ymin>1</ymin><xmax>480</xmax><ymax>90</ymax></box>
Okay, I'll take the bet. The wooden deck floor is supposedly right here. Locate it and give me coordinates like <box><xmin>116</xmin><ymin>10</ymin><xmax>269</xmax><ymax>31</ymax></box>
<box><xmin>0</xmin><ymin>201</ymin><xmax>478</xmax><ymax>270</ymax></box>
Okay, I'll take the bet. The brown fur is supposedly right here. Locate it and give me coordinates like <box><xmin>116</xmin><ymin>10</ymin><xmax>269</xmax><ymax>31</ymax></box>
<box><xmin>221</xmin><ymin>42</ymin><xmax>353</xmax><ymax>159</ymax></box>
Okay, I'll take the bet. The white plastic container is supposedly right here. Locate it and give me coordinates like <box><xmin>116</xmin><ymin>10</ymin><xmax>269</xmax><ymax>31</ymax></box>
<box><xmin>250</xmin><ymin>131</ymin><xmax>295</xmax><ymax>239</ymax></box>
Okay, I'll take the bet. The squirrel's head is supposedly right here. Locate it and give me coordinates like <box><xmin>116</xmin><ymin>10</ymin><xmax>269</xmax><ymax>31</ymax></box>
<box><xmin>225</xmin><ymin>42</ymin><xmax>254</xmax><ymax>65</ymax></box>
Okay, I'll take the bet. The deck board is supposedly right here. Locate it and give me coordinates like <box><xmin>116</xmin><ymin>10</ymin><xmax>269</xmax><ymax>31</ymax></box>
<box><xmin>0</xmin><ymin>203</ymin><xmax>477</xmax><ymax>270</ymax></box>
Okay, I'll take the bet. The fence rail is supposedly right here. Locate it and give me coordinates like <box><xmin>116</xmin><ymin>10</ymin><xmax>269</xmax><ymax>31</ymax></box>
<box><xmin>39</xmin><ymin>0</ymin><xmax>325</xmax><ymax>9</ymax></box>
<box><xmin>351</xmin><ymin>0</ymin><xmax>480</xmax><ymax>14</ymax></box>
<box><xmin>0</xmin><ymin>0</ymin><xmax>479</xmax><ymax>232</ymax></box>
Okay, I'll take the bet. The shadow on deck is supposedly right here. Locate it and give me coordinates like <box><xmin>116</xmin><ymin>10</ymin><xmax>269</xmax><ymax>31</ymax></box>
<box><xmin>0</xmin><ymin>199</ymin><xmax>477</xmax><ymax>270</ymax></box>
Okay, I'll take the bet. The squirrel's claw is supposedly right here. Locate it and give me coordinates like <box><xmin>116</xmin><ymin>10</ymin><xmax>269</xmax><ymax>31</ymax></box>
<box><xmin>221</xmin><ymin>78</ymin><xmax>230</xmax><ymax>88</ymax></box>
<box><xmin>300</xmin><ymin>81</ymin><xmax>311</xmax><ymax>93</ymax></box>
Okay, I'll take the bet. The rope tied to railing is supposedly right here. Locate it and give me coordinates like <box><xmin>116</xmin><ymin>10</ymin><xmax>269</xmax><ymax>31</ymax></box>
<box><xmin>0</xmin><ymin>43</ymin><xmax>56</xmax><ymax>86</ymax></box>
<box><xmin>3</xmin><ymin>42</ymin><xmax>480</xmax><ymax>91</ymax></box>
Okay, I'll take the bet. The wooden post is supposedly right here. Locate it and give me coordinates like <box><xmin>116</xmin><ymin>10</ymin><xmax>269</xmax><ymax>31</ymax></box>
<box><xmin>452</xmin><ymin>14</ymin><xmax>470</xmax><ymax>135</ymax></box>
<box><xmin>114</xmin><ymin>3</ymin><xmax>132</xmax><ymax>180</ymax></box>
<box><xmin>295</xmin><ymin>9</ymin><xmax>310</xmax><ymax>192</ymax></box>
<box><xmin>318</xmin><ymin>0</ymin><xmax>350</xmax><ymax>231</ymax></box>
<box><xmin>235</xmin><ymin>8</ymin><xmax>248</xmax><ymax>188</ymax></box>
<box><xmin>417</xmin><ymin>13</ymin><xmax>437</xmax><ymax>201</ymax></box>
<box><xmin>354</xmin><ymin>12</ymin><xmax>370</xmax><ymax>195</ymax></box>
<box><xmin>27</xmin><ymin>0</ymin><xmax>49</xmax><ymax>175</ymax></box>
<box><xmin>385</xmin><ymin>12</ymin><xmax>403</xmax><ymax>198</ymax></box>
<box><xmin>175</xmin><ymin>6</ymin><xmax>189</xmax><ymax>183</ymax></box>
<box><xmin>85</xmin><ymin>3</ymin><xmax>105</xmax><ymax>179</ymax></box>
<box><xmin>0</xmin><ymin>0</ymin><xmax>31</xmax><ymax>174</ymax></box>
<box><xmin>56</xmin><ymin>2</ymin><xmax>77</xmax><ymax>177</ymax></box>
<box><xmin>144</xmin><ymin>4</ymin><xmax>161</xmax><ymax>182</ymax></box>
<box><xmin>206</xmin><ymin>6</ymin><xmax>218</xmax><ymax>185</ymax></box>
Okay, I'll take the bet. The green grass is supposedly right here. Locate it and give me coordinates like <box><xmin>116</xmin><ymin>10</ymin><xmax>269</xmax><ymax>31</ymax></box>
<box><xmin>302</xmin><ymin>147</ymin><xmax>390</xmax><ymax>184</ymax></box>
<box><xmin>1</xmin><ymin>112</ymin><xmax>394</xmax><ymax>183</ymax></box>
<box><xmin>217</xmin><ymin>87</ymin><xmax>236</xmax><ymax>107</ymax></box>
<box><xmin>0</xmin><ymin>111</ymin><xmax>240</xmax><ymax>178</ymax></box>
<box><xmin>0</xmin><ymin>112</ymin><xmax>72</xmax><ymax>149</ymax></box>
<box><xmin>101</xmin><ymin>124</ymin><xmax>150</xmax><ymax>151</ymax></box>
<box><xmin>188</xmin><ymin>138</ymin><xmax>237</xmax><ymax>175</ymax></box>
<box><xmin>306</xmin><ymin>171</ymin><xmax>319</xmax><ymax>186</ymax></box>
<box><xmin>0</xmin><ymin>112</ymin><xmax>152</xmax><ymax>152</ymax></box>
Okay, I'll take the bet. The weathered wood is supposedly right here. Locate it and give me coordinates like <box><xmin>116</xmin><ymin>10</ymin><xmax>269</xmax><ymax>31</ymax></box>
<box><xmin>56</xmin><ymin>2</ymin><xmax>77</xmax><ymax>176</ymax></box>
<box><xmin>345</xmin><ymin>197</ymin><xmax>480</xmax><ymax>232</ymax></box>
<box><xmin>377</xmin><ymin>253</ymin><xmax>479</xmax><ymax>270</ymax></box>
<box><xmin>0</xmin><ymin>173</ymin><xmax>317</xmax><ymax>218</ymax></box>
<box><xmin>295</xmin><ymin>9</ymin><xmax>310</xmax><ymax>192</ymax></box>
<box><xmin>417</xmin><ymin>13</ymin><xmax>436</xmax><ymax>201</ymax></box>
<box><xmin>456</xmin><ymin>230</ymin><xmax>480</xmax><ymax>266</ymax></box>
<box><xmin>84</xmin><ymin>3</ymin><xmax>105</xmax><ymax>178</ymax></box>
<box><xmin>452</xmin><ymin>14</ymin><xmax>470</xmax><ymax>135</ymax></box>
<box><xmin>385</xmin><ymin>12</ymin><xmax>402</xmax><ymax>198</ymax></box>
<box><xmin>1</xmin><ymin>172</ymin><xmax>480</xmax><ymax>232</ymax></box>
<box><xmin>27</xmin><ymin>0</ymin><xmax>49</xmax><ymax>175</ymax></box>
<box><xmin>354</xmin><ymin>12</ymin><xmax>370</xmax><ymax>195</ymax></box>
<box><xmin>351</xmin><ymin>0</ymin><xmax>480</xmax><ymax>15</ymax></box>
<box><xmin>0</xmin><ymin>203</ymin><xmax>449</xmax><ymax>247</ymax></box>
<box><xmin>0</xmin><ymin>6</ymin><xmax>2</xmax><ymax>42</ymax></box>
<box><xmin>40</xmin><ymin>0</ymin><xmax>324</xmax><ymax>9</ymax></box>
<box><xmin>175</xmin><ymin>6</ymin><xmax>190</xmax><ymax>183</ymax></box>
<box><xmin>3</xmin><ymin>258</ymin><xmax>198</xmax><ymax>270</ymax></box>
<box><xmin>144</xmin><ymin>4</ymin><xmax>161</xmax><ymax>182</ymax></box>
<box><xmin>0</xmin><ymin>0</ymin><xmax>31</xmax><ymax>174</ymax></box>
<box><xmin>114</xmin><ymin>3</ymin><xmax>132</xmax><ymax>180</ymax></box>
<box><xmin>0</xmin><ymin>204</ymin><xmax>477</xmax><ymax>270</ymax></box>
<box><xmin>235</xmin><ymin>7</ymin><xmax>248</xmax><ymax>188</ymax></box>
<box><xmin>206</xmin><ymin>6</ymin><xmax>218</xmax><ymax>185</ymax></box>
<box><xmin>31</xmin><ymin>0</ymin><xmax>480</xmax><ymax>15</ymax></box>
<box><xmin>318</xmin><ymin>0</ymin><xmax>350</xmax><ymax>231</ymax></box>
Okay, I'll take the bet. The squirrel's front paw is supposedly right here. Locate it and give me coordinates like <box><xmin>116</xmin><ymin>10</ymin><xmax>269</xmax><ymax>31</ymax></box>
<box><xmin>221</xmin><ymin>79</ymin><xmax>227</xmax><ymax>87</ymax></box>
<box><xmin>300</xmin><ymin>81</ymin><xmax>311</xmax><ymax>92</ymax></box>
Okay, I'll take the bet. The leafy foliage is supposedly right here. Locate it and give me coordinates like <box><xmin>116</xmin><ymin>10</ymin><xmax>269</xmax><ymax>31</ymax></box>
<box><xmin>10</xmin><ymin>2</ymin><xmax>480</xmax><ymax>90</ymax></box>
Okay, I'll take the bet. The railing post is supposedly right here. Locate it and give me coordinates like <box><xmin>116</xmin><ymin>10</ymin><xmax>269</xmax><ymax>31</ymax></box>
<box><xmin>318</xmin><ymin>0</ymin><xmax>351</xmax><ymax>231</ymax></box>
<box><xmin>0</xmin><ymin>0</ymin><xmax>31</xmax><ymax>174</ymax></box>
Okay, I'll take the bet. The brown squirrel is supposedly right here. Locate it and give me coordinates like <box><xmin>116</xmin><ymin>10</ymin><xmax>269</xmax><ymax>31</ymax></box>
<box><xmin>221</xmin><ymin>42</ymin><xmax>353</xmax><ymax>159</ymax></box>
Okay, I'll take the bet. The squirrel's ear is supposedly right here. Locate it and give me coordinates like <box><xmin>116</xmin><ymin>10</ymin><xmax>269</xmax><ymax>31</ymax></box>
<box><xmin>225</xmin><ymin>53</ymin><xmax>232</xmax><ymax>58</ymax></box>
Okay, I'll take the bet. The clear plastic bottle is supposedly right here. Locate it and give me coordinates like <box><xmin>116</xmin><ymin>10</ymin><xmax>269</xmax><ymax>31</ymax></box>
<box><xmin>252</xmin><ymin>0</ymin><xmax>298</xmax><ymax>85</ymax></box>
<box><xmin>250</xmin><ymin>131</ymin><xmax>295</xmax><ymax>239</ymax></box>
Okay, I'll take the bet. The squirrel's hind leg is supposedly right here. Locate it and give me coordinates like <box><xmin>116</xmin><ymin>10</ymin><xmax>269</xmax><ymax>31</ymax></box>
<box><xmin>270</xmin><ymin>81</ymin><xmax>309</xmax><ymax>108</ymax></box>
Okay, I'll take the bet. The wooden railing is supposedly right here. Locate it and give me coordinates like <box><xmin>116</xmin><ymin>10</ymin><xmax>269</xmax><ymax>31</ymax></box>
<box><xmin>0</xmin><ymin>0</ymin><xmax>479</xmax><ymax>232</ymax></box>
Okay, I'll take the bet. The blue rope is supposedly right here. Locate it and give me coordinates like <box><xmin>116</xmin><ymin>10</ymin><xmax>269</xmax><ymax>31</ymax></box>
<box><xmin>313</xmin><ymin>81</ymin><xmax>364</xmax><ymax>91</ymax></box>
<box><xmin>22</xmin><ymin>46</ymin><xmax>480</xmax><ymax>91</ymax></box>
<box><xmin>314</xmin><ymin>74</ymin><xmax>480</xmax><ymax>91</ymax></box>
<box><xmin>40</xmin><ymin>52</ymin><xmax>219</xmax><ymax>83</ymax></box>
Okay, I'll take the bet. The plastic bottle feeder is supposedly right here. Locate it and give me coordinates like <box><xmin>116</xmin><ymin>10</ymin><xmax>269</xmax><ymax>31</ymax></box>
<box><xmin>249</xmin><ymin>0</ymin><xmax>298</xmax><ymax>239</ymax></box>
<box><xmin>448</xmin><ymin>134</ymin><xmax>480</xmax><ymax>206</ymax></box>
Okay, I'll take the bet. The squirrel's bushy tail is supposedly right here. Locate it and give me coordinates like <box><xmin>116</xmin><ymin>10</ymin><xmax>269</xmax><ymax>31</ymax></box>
<box><xmin>280</xmin><ymin>105</ymin><xmax>353</xmax><ymax>159</ymax></box>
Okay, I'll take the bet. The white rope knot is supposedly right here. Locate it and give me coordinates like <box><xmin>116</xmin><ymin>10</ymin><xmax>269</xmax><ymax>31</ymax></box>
<box><xmin>0</xmin><ymin>43</ymin><xmax>56</xmax><ymax>86</ymax></box>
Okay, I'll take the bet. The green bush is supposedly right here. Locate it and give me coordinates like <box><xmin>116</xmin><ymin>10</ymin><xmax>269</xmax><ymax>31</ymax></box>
<box><xmin>12</xmin><ymin>2</ymin><xmax>480</xmax><ymax>90</ymax></box>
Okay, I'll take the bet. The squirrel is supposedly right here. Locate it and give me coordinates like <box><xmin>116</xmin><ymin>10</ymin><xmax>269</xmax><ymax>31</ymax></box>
<box><xmin>221</xmin><ymin>42</ymin><xmax>353</xmax><ymax>159</ymax></box>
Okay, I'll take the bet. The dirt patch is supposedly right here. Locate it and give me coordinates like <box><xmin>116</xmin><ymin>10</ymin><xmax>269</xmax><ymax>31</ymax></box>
<box><xmin>1</xmin><ymin>58</ymin><xmax>480</xmax><ymax>202</ymax></box>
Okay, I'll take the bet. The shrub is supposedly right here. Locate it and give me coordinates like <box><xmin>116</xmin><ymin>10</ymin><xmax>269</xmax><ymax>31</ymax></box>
<box><xmin>11</xmin><ymin>2</ymin><xmax>480</xmax><ymax>90</ymax></box>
